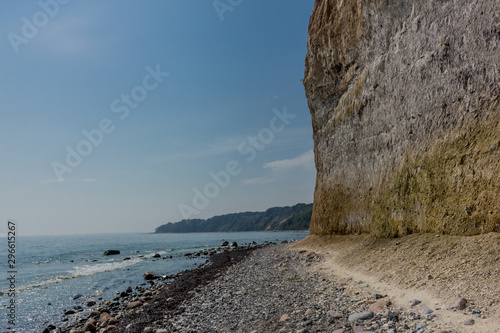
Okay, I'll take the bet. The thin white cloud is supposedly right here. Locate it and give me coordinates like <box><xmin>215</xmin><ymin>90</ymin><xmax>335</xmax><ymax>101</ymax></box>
<box><xmin>263</xmin><ymin>150</ymin><xmax>315</xmax><ymax>171</ymax></box>
<box><xmin>239</xmin><ymin>177</ymin><xmax>275</xmax><ymax>185</ymax></box>
<box><xmin>42</xmin><ymin>179</ymin><xmax>63</xmax><ymax>184</ymax></box>
<box><xmin>42</xmin><ymin>178</ymin><xmax>97</xmax><ymax>183</ymax></box>
<box><xmin>169</xmin><ymin>135</ymin><xmax>246</xmax><ymax>161</ymax></box>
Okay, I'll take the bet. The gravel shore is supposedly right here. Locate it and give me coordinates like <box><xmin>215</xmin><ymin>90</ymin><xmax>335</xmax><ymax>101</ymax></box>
<box><xmin>145</xmin><ymin>244</ymin><xmax>456</xmax><ymax>333</ymax></box>
<box><xmin>66</xmin><ymin>243</ymin><xmax>480</xmax><ymax>333</ymax></box>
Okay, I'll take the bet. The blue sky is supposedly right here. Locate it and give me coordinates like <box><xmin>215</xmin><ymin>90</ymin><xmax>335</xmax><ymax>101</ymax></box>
<box><xmin>0</xmin><ymin>0</ymin><xmax>316</xmax><ymax>235</ymax></box>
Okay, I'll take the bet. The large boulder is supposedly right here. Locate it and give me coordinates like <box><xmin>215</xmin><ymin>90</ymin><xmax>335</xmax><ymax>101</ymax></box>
<box><xmin>103</xmin><ymin>250</ymin><xmax>120</xmax><ymax>256</ymax></box>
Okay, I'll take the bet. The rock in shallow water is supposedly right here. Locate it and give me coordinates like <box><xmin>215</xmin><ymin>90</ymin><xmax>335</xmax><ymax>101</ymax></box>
<box><xmin>144</xmin><ymin>271</ymin><xmax>161</xmax><ymax>280</ymax></box>
<box><xmin>72</xmin><ymin>294</ymin><xmax>83</xmax><ymax>300</ymax></box>
<box><xmin>103</xmin><ymin>250</ymin><xmax>120</xmax><ymax>255</ymax></box>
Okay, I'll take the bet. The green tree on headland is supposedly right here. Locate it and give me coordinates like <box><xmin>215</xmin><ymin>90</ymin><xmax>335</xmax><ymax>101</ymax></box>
<box><xmin>155</xmin><ymin>203</ymin><xmax>312</xmax><ymax>233</ymax></box>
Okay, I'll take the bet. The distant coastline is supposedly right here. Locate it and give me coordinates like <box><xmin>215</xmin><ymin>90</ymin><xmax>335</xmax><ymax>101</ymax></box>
<box><xmin>155</xmin><ymin>203</ymin><xmax>312</xmax><ymax>233</ymax></box>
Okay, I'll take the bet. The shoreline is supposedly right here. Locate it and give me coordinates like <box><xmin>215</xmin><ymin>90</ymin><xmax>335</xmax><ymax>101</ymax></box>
<box><xmin>55</xmin><ymin>233</ymin><xmax>500</xmax><ymax>333</ymax></box>
<box><xmin>55</xmin><ymin>244</ymin><xmax>268</xmax><ymax>333</ymax></box>
<box><xmin>116</xmin><ymin>245</ymin><xmax>264</xmax><ymax>332</ymax></box>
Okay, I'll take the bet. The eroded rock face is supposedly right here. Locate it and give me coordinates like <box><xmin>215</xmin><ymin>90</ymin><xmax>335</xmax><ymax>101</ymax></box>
<box><xmin>304</xmin><ymin>0</ymin><xmax>500</xmax><ymax>237</ymax></box>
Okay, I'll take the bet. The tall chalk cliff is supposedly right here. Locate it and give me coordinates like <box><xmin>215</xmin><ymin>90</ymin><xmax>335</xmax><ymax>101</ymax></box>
<box><xmin>304</xmin><ymin>0</ymin><xmax>500</xmax><ymax>237</ymax></box>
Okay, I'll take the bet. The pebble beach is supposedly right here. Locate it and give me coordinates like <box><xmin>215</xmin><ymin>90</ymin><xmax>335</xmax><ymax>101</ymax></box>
<box><xmin>56</xmin><ymin>242</ymin><xmax>485</xmax><ymax>333</ymax></box>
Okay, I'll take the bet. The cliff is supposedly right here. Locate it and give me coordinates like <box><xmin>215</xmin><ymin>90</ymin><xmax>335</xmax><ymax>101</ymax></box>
<box><xmin>304</xmin><ymin>0</ymin><xmax>500</xmax><ymax>237</ymax></box>
<box><xmin>155</xmin><ymin>203</ymin><xmax>312</xmax><ymax>233</ymax></box>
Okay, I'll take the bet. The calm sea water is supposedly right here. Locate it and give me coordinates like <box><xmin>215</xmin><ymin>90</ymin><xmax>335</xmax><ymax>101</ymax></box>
<box><xmin>0</xmin><ymin>231</ymin><xmax>308</xmax><ymax>332</ymax></box>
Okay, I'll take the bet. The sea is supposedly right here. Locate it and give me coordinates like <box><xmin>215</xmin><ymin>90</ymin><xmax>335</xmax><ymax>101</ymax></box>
<box><xmin>0</xmin><ymin>231</ymin><xmax>309</xmax><ymax>332</ymax></box>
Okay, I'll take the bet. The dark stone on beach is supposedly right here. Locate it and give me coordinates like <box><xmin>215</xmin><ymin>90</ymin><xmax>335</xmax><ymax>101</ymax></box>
<box><xmin>184</xmin><ymin>252</ymin><xmax>192</xmax><ymax>256</ymax></box>
<box><xmin>104</xmin><ymin>250</ymin><xmax>120</xmax><ymax>256</ymax></box>
<box><xmin>123</xmin><ymin>257</ymin><xmax>131</xmax><ymax>261</ymax></box>
<box><xmin>120</xmin><ymin>291</ymin><xmax>128</xmax><ymax>297</ymax></box>
<box><xmin>89</xmin><ymin>310</ymin><xmax>100</xmax><ymax>317</ymax></box>
<box><xmin>82</xmin><ymin>321</ymin><xmax>97</xmax><ymax>333</ymax></box>
<box><xmin>174</xmin><ymin>307</ymin><xmax>185</xmax><ymax>315</ymax></box>
<box><xmin>387</xmin><ymin>311</ymin><xmax>400</xmax><ymax>322</ymax></box>
<box><xmin>73</xmin><ymin>294</ymin><xmax>84</xmax><ymax>300</ymax></box>
<box><xmin>126</xmin><ymin>286</ymin><xmax>133</xmax><ymax>293</ymax></box>
<box><xmin>230</xmin><ymin>241</ymin><xmax>238</xmax><ymax>248</ymax></box>
<box><xmin>144</xmin><ymin>271</ymin><xmax>161</xmax><ymax>280</ymax></box>
<box><xmin>221</xmin><ymin>240</ymin><xmax>229</xmax><ymax>246</ymax></box>
<box><xmin>65</xmin><ymin>309</ymin><xmax>76</xmax><ymax>315</ymax></box>
<box><xmin>152</xmin><ymin>253</ymin><xmax>161</xmax><ymax>258</ymax></box>
<box><xmin>87</xmin><ymin>300</ymin><xmax>96</xmax><ymax>307</ymax></box>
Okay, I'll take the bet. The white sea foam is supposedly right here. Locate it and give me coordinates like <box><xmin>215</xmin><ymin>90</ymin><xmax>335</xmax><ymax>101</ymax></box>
<box><xmin>142</xmin><ymin>250</ymin><xmax>169</xmax><ymax>258</ymax></box>
<box><xmin>69</xmin><ymin>257</ymin><xmax>142</xmax><ymax>278</ymax></box>
<box><xmin>2</xmin><ymin>257</ymin><xmax>143</xmax><ymax>294</ymax></box>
